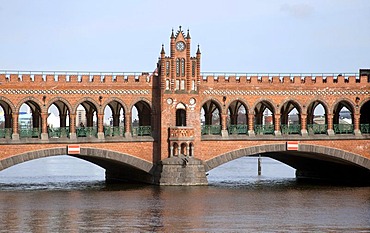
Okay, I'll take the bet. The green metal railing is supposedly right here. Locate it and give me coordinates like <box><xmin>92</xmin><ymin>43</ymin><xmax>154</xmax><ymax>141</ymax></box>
<box><xmin>19</xmin><ymin>128</ymin><xmax>40</xmax><ymax>138</ymax></box>
<box><xmin>307</xmin><ymin>124</ymin><xmax>327</xmax><ymax>134</ymax></box>
<box><xmin>254</xmin><ymin>124</ymin><xmax>274</xmax><ymax>135</ymax></box>
<box><xmin>0</xmin><ymin>128</ymin><xmax>12</xmax><ymax>138</ymax></box>
<box><xmin>48</xmin><ymin>127</ymin><xmax>70</xmax><ymax>138</ymax></box>
<box><xmin>132</xmin><ymin>126</ymin><xmax>151</xmax><ymax>136</ymax></box>
<box><xmin>360</xmin><ymin>124</ymin><xmax>370</xmax><ymax>134</ymax></box>
<box><xmin>201</xmin><ymin>125</ymin><xmax>222</xmax><ymax>135</ymax></box>
<box><xmin>334</xmin><ymin>124</ymin><xmax>354</xmax><ymax>134</ymax></box>
<box><xmin>76</xmin><ymin>127</ymin><xmax>97</xmax><ymax>137</ymax></box>
<box><xmin>228</xmin><ymin>124</ymin><xmax>248</xmax><ymax>135</ymax></box>
<box><xmin>280</xmin><ymin>124</ymin><xmax>301</xmax><ymax>135</ymax></box>
<box><xmin>104</xmin><ymin>126</ymin><xmax>125</xmax><ymax>137</ymax></box>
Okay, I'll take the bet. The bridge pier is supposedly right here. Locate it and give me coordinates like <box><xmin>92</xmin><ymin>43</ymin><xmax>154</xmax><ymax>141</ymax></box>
<box><xmin>156</xmin><ymin>156</ymin><xmax>208</xmax><ymax>185</ymax></box>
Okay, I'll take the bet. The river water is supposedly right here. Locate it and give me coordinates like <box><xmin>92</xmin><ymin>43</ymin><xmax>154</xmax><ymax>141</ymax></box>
<box><xmin>0</xmin><ymin>156</ymin><xmax>369</xmax><ymax>232</ymax></box>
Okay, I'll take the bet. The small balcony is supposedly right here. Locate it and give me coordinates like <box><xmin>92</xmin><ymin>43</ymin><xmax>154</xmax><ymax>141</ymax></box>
<box><xmin>169</xmin><ymin>126</ymin><xmax>194</xmax><ymax>140</ymax></box>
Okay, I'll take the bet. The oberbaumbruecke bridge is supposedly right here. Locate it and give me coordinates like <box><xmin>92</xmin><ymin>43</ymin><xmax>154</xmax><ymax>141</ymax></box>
<box><xmin>0</xmin><ymin>27</ymin><xmax>369</xmax><ymax>185</ymax></box>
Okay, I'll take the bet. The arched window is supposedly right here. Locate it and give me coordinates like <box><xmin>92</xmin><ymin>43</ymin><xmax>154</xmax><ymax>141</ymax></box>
<box><xmin>192</xmin><ymin>61</ymin><xmax>196</xmax><ymax>77</ymax></box>
<box><xmin>166</xmin><ymin>61</ymin><xmax>170</xmax><ymax>76</ymax></box>
<box><xmin>181</xmin><ymin>58</ymin><xmax>185</xmax><ymax>76</ymax></box>
<box><xmin>176</xmin><ymin>109</ymin><xmax>186</xmax><ymax>126</ymax></box>
<box><xmin>165</xmin><ymin>79</ymin><xmax>170</xmax><ymax>90</ymax></box>
<box><xmin>176</xmin><ymin>58</ymin><xmax>180</xmax><ymax>77</ymax></box>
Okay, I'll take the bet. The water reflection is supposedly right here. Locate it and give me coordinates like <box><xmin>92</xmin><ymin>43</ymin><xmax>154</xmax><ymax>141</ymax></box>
<box><xmin>0</xmin><ymin>156</ymin><xmax>369</xmax><ymax>232</ymax></box>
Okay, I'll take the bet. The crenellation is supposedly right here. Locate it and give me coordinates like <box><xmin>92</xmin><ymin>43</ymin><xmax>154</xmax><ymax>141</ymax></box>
<box><xmin>46</xmin><ymin>74</ymin><xmax>54</xmax><ymax>82</ymax></box>
<box><xmin>360</xmin><ymin>75</ymin><xmax>368</xmax><ymax>83</ymax></box>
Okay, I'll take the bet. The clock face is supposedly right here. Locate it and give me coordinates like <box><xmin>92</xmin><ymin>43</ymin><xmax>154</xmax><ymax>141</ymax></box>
<box><xmin>176</xmin><ymin>41</ymin><xmax>185</xmax><ymax>51</ymax></box>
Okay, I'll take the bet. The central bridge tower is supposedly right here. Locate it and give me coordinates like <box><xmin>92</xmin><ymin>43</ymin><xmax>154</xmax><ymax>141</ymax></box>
<box><xmin>155</xmin><ymin>26</ymin><xmax>207</xmax><ymax>185</ymax></box>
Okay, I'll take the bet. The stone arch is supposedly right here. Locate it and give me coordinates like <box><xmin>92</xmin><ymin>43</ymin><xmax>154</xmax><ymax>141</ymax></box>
<box><xmin>279</xmin><ymin>99</ymin><xmax>303</xmax><ymax>132</ymax></box>
<box><xmin>252</xmin><ymin>99</ymin><xmax>276</xmax><ymax>133</ymax></box>
<box><xmin>305</xmin><ymin>98</ymin><xmax>329</xmax><ymax>116</ymax></box>
<box><xmin>359</xmin><ymin>96</ymin><xmax>370</xmax><ymax>109</ymax></box>
<box><xmin>45</xmin><ymin>97</ymin><xmax>73</xmax><ymax>113</ymax></box>
<box><xmin>72</xmin><ymin>97</ymin><xmax>101</xmax><ymax>115</ymax></box>
<box><xmin>332</xmin><ymin>98</ymin><xmax>355</xmax><ymax>126</ymax></box>
<box><xmin>203</xmin><ymin>143</ymin><xmax>370</xmax><ymax>173</ymax></box>
<box><xmin>0</xmin><ymin>97</ymin><xmax>15</xmax><ymax>130</ymax></box>
<box><xmin>101</xmin><ymin>97</ymin><xmax>129</xmax><ymax>114</ymax></box>
<box><xmin>331</xmin><ymin>98</ymin><xmax>356</xmax><ymax>115</ymax></box>
<box><xmin>200</xmin><ymin>98</ymin><xmax>223</xmax><ymax>127</ymax></box>
<box><xmin>279</xmin><ymin>99</ymin><xmax>303</xmax><ymax>115</ymax></box>
<box><xmin>199</xmin><ymin>97</ymin><xmax>224</xmax><ymax>114</ymax></box>
<box><xmin>251</xmin><ymin>98</ymin><xmax>277</xmax><ymax>115</ymax></box>
<box><xmin>129</xmin><ymin>97</ymin><xmax>153</xmax><ymax>114</ymax></box>
<box><xmin>225</xmin><ymin>97</ymin><xmax>251</xmax><ymax>113</ymax></box>
<box><xmin>0</xmin><ymin>147</ymin><xmax>154</xmax><ymax>175</ymax></box>
<box><xmin>0</xmin><ymin>96</ymin><xmax>16</xmax><ymax>113</ymax></box>
<box><xmin>359</xmin><ymin>97</ymin><xmax>370</xmax><ymax>130</ymax></box>
<box><xmin>16</xmin><ymin>96</ymin><xmax>44</xmax><ymax>113</ymax></box>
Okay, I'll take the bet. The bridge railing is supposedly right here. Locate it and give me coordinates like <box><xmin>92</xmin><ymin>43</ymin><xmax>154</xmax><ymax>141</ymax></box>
<box><xmin>307</xmin><ymin>124</ymin><xmax>328</xmax><ymax>134</ymax></box>
<box><xmin>334</xmin><ymin>124</ymin><xmax>354</xmax><ymax>134</ymax></box>
<box><xmin>0</xmin><ymin>128</ymin><xmax>12</xmax><ymax>138</ymax></box>
<box><xmin>104</xmin><ymin>126</ymin><xmax>125</xmax><ymax>137</ymax></box>
<box><xmin>131</xmin><ymin>126</ymin><xmax>151</xmax><ymax>136</ymax></box>
<box><xmin>201</xmin><ymin>125</ymin><xmax>222</xmax><ymax>135</ymax></box>
<box><xmin>280</xmin><ymin>124</ymin><xmax>301</xmax><ymax>135</ymax></box>
<box><xmin>254</xmin><ymin>124</ymin><xmax>274</xmax><ymax>135</ymax></box>
<box><xmin>48</xmin><ymin>127</ymin><xmax>70</xmax><ymax>138</ymax></box>
<box><xmin>76</xmin><ymin>127</ymin><xmax>98</xmax><ymax>137</ymax></box>
<box><xmin>19</xmin><ymin>128</ymin><xmax>41</xmax><ymax>138</ymax></box>
<box><xmin>228</xmin><ymin>124</ymin><xmax>248</xmax><ymax>135</ymax></box>
<box><xmin>360</xmin><ymin>124</ymin><xmax>370</xmax><ymax>134</ymax></box>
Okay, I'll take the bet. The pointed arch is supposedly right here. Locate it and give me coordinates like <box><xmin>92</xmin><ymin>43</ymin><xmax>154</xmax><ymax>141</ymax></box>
<box><xmin>200</xmin><ymin>98</ymin><xmax>223</xmax><ymax>135</ymax></box>
<box><xmin>253</xmin><ymin>99</ymin><xmax>276</xmax><ymax>135</ymax></box>
<box><xmin>101</xmin><ymin>97</ymin><xmax>128</xmax><ymax>114</ymax></box>
<box><xmin>72</xmin><ymin>97</ymin><xmax>100</xmax><ymax>115</ymax></box>
<box><xmin>332</xmin><ymin>98</ymin><xmax>355</xmax><ymax>134</ymax></box>
<box><xmin>16</xmin><ymin>96</ymin><xmax>44</xmax><ymax>113</ymax></box>
<box><xmin>0</xmin><ymin>96</ymin><xmax>16</xmax><ymax>113</ymax></box>
<box><xmin>45</xmin><ymin>97</ymin><xmax>73</xmax><ymax>114</ymax></box>
<box><xmin>226</xmin><ymin>99</ymin><xmax>249</xmax><ymax>135</ymax></box>
<box><xmin>306</xmin><ymin>98</ymin><xmax>329</xmax><ymax>134</ymax></box>
<box><xmin>280</xmin><ymin>100</ymin><xmax>302</xmax><ymax>134</ymax></box>
<box><xmin>359</xmin><ymin>97</ymin><xmax>370</xmax><ymax>134</ymax></box>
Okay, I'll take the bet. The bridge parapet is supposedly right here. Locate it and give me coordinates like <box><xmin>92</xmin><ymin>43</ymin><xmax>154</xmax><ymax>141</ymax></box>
<box><xmin>200</xmin><ymin>72</ymin><xmax>369</xmax><ymax>87</ymax></box>
<box><xmin>0</xmin><ymin>71</ymin><xmax>154</xmax><ymax>87</ymax></box>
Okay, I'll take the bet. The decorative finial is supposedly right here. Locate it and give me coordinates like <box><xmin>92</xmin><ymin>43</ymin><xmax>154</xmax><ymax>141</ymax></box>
<box><xmin>161</xmin><ymin>44</ymin><xmax>165</xmax><ymax>54</ymax></box>
<box><xmin>179</xmin><ymin>25</ymin><xmax>182</xmax><ymax>31</ymax></box>
<box><xmin>171</xmin><ymin>28</ymin><xmax>174</xmax><ymax>38</ymax></box>
<box><xmin>197</xmin><ymin>44</ymin><xmax>201</xmax><ymax>54</ymax></box>
<box><xmin>187</xmin><ymin>28</ymin><xmax>191</xmax><ymax>39</ymax></box>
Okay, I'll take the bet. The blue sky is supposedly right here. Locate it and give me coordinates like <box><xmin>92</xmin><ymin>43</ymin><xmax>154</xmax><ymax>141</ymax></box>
<box><xmin>0</xmin><ymin>0</ymin><xmax>369</xmax><ymax>73</ymax></box>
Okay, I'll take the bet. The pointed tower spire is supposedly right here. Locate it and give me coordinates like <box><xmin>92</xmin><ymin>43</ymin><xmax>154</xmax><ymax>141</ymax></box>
<box><xmin>161</xmin><ymin>44</ymin><xmax>165</xmax><ymax>55</ymax></box>
<box><xmin>170</xmin><ymin>28</ymin><xmax>174</xmax><ymax>39</ymax></box>
<box><xmin>196</xmin><ymin>44</ymin><xmax>201</xmax><ymax>54</ymax></box>
<box><xmin>187</xmin><ymin>29</ymin><xmax>191</xmax><ymax>39</ymax></box>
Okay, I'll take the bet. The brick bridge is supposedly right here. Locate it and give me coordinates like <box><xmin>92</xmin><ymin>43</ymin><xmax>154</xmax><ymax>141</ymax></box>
<box><xmin>1</xmin><ymin>27</ymin><xmax>369</xmax><ymax>185</ymax></box>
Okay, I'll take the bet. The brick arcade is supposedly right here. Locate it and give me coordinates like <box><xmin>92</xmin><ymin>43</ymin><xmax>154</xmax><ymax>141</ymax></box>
<box><xmin>0</xmin><ymin>27</ymin><xmax>370</xmax><ymax>185</ymax></box>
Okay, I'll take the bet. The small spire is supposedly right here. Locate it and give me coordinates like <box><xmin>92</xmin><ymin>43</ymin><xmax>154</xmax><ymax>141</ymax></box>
<box><xmin>196</xmin><ymin>44</ymin><xmax>201</xmax><ymax>54</ymax></box>
<box><xmin>171</xmin><ymin>28</ymin><xmax>174</xmax><ymax>39</ymax></box>
<box><xmin>161</xmin><ymin>44</ymin><xmax>165</xmax><ymax>54</ymax></box>
<box><xmin>187</xmin><ymin>29</ymin><xmax>191</xmax><ymax>39</ymax></box>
